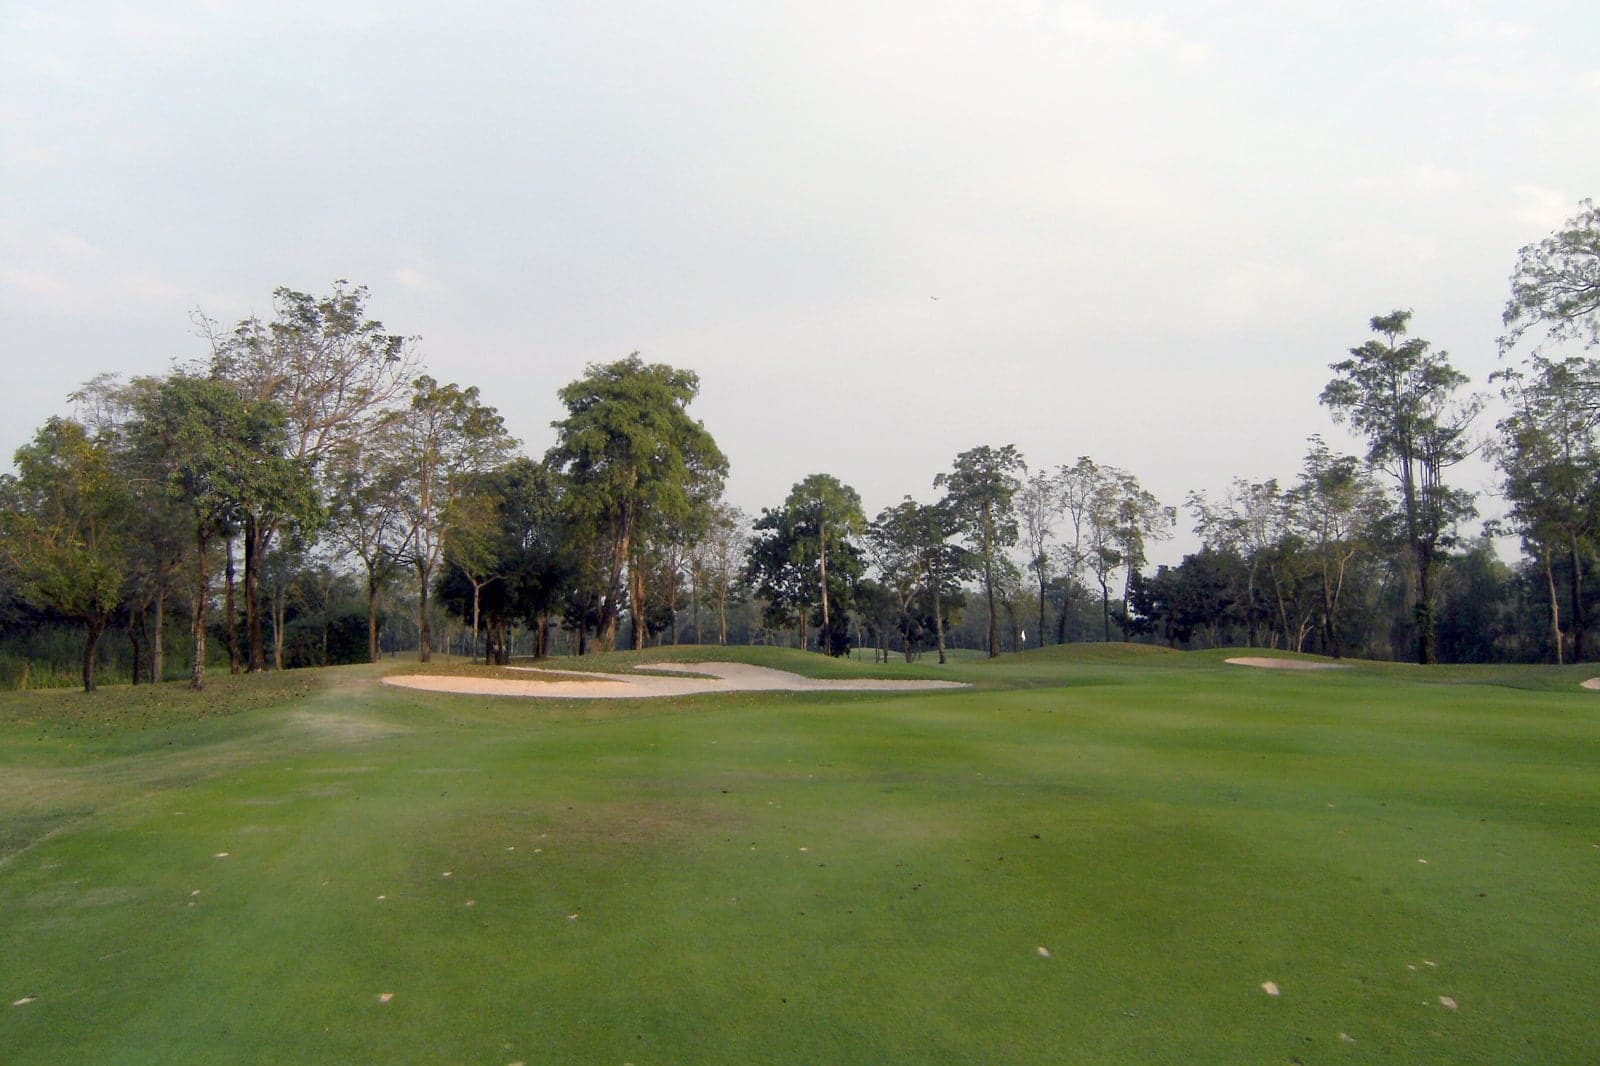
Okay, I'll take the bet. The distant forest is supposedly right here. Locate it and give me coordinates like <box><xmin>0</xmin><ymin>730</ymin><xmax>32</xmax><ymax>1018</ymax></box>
<box><xmin>2</xmin><ymin>199</ymin><xmax>1597</xmax><ymax>691</ymax></box>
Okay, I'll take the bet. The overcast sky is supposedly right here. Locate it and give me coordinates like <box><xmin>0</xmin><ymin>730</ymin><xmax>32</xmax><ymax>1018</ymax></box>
<box><xmin>4</xmin><ymin>1</ymin><xmax>1597</xmax><ymax>562</ymax></box>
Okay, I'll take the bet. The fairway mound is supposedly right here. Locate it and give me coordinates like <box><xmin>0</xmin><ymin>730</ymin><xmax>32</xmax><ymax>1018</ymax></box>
<box><xmin>1581</xmin><ymin>677</ymin><xmax>1600</xmax><ymax>690</ymax></box>
<box><xmin>1226</xmin><ymin>656</ymin><xmax>1349</xmax><ymax>671</ymax></box>
<box><xmin>383</xmin><ymin>661</ymin><xmax>968</xmax><ymax>700</ymax></box>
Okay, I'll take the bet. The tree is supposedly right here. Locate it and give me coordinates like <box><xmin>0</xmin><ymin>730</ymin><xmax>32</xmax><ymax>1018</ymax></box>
<box><xmin>546</xmin><ymin>355</ymin><xmax>727</xmax><ymax>651</ymax></box>
<box><xmin>696</xmin><ymin>502</ymin><xmax>746</xmax><ymax>646</ymax></box>
<box><xmin>127</xmin><ymin>375</ymin><xmax>303</xmax><ymax>690</ymax></box>
<box><xmin>935</xmin><ymin>445</ymin><xmax>1025</xmax><ymax>657</ymax></box>
<box><xmin>204</xmin><ymin>281</ymin><xmax>417</xmax><ymax>670</ymax></box>
<box><xmin>1502</xmin><ymin>198</ymin><xmax>1600</xmax><ymax>355</ymax></box>
<box><xmin>782</xmin><ymin>474</ymin><xmax>866</xmax><ymax>653</ymax></box>
<box><xmin>0</xmin><ymin>418</ymin><xmax>129</xmax><ymax>691</ymax></box>
<box><xmin>1016</xmin><ymin>470</ymin><xmax>1059</xmax><ymax>646</ymax></box>
<box><xmin>324</xmin><ymin>429</ymin><xmax>409</xmax><ymax>663</ymax></box>
<box><xmin>1287</xmin><ymin>436</ymin><xmax>1387</xmax><ymax>659</ymax></box>
<box><xmin>1052</xmin><ymin>457</ymin><xmax>1102</xmax><ymax>643</ymax></box>
<box><xmin>392</xmin><ymin>376</ymin><xmax>515</xmax><ymax>663</ymax></box>
<box><xmin>1321</xmin><ymin>311</ymin><xmax>1481</xmax><ymax>664</ymax></box>
<box><xmin>866</xmin><ymin>497</ymin><xmax>973</xmax><ymax>664</ymax></box>
<box><xmin>1491</xmin><ymin>356</ymin><xmax>1600</xmax><ymax>662</ymax></box>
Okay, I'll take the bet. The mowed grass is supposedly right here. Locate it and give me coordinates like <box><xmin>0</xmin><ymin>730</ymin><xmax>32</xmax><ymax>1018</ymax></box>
<box><xmin>1</xmin><ymin>647</ymin><xmax>1597</xmax><ymax>1063</ymax></box>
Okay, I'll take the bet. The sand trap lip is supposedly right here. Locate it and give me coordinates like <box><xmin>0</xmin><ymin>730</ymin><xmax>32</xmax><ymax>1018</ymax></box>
<box><xmin>1581</xmin><ymin>677</ymin><xmax>1600</xmax><ymax>691</ymax></box>
<box><xmin>383</xmin><ymin>661</ymin><xmax>968</xmax><ymax>700</ymax></box>
<box><xmin>1225</xmin><ymin>656</ymin><xmax>1348</xmax><ymax>671</ymax></box>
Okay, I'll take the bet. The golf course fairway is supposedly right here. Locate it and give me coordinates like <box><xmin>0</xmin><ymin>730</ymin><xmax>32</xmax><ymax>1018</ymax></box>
<box><xmin>1</xmin><ymin>645</ymin><xmax>1596</xmax><ymax>1063</ymax></box>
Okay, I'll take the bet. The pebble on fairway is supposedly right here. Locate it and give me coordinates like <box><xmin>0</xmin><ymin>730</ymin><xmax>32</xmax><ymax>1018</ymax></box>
<box><xmin>1036</xmin><ymin>946</ymin><xmax>1052</xmax><ymax>958</ymax></box>
<box><xmin>1261</xmin><ymin>981</ymin><xmax>1281</xmax><ymax>996</ymax></box>
<box><xmin>1438</xmin><ymin>996</ymin><xmax>1457</xmax><ymax>1010</ymax></box>
<box><xmin>13</xmin><ymin>997</ymin><xmax>36</xmax><ymax>1007</ymax></box>
<box><xmin>214</xmin><ymin>852</ymin><xmax>230</xmax><ymax>859</ymax></box>
<box><xmin>377</xmin><ymin>993</ymin><xmax>394</xmax><ymax>1004</ymax></box>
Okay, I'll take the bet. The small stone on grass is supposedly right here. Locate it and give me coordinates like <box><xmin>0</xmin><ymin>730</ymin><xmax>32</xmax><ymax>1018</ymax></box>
<box><xmin>1036</xmin><ymin>946</ymin><xmax>1051</xmax><ymax>958</ymax></box>
<box><xmin>377</xmin><ymin>992</ymin><xmax>394</xmax><ymax>1004</ymax></box>
<box><xmin>1261</xmin><ymin>981</ymin><xmax>1281</xmax><ymax>996</ymax></box>
<box><xmin>1438</xmin><ymin>995</ymin><xmax>1457</xmax><ymax>1010</ymax></box>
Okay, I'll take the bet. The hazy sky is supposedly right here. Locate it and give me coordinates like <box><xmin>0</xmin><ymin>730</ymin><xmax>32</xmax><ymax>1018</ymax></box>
<box><xmin>4</xmin><ymin>1</ymin><xmax>1597</xmax><ymax>562</ymax></box>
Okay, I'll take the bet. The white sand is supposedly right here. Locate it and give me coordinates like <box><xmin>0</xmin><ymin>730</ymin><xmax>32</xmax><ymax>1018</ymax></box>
<box><xmin>1580</xmin><ymin>677</ymin><xmax>1600</xmax><ymax>690</ymax></box>
<box><xmin>1225</xmin><ymin>656</ymin><xmax>1348</xmax><ymax>671</ymax></box>
<box><xmin>383</xmin><ymin>661</ymin><xmax>968</xmax><ymax>700</ymax></box>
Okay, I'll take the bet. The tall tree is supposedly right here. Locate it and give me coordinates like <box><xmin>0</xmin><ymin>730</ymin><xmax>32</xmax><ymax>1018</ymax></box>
<box><xmin>936</xmin><ymin>445</ymin><xmax>1025</xmax><ymax>657</ymax></box>
<box><xmin>1321</xmin><ymin>310</ymin><xmax>1481</xmax><ymax>664</ymax></box>
<box><xmin>866</xmin><ymin>497</ymin><xmax>973</xmax><ymax>664</ymax></box>
<box><xmin>1491</xmin><ymin>356</ymin><xmax>1600</xmax><ymax>661</ymax></box>
<box><xmin>783</xmin><ymin>474</ymin><xmax>866</xmax><ymax>653</ymax></box>
<box><xmin>1287</xmin><ymin>436</ymin><xmax>1387</xmax><ymax>659</ymax></box>
<box><xmin>204</xmin><ymin>281</ymin><xmax>417</xmax><ymax>670</ymax></box>
<box><xmin>1501</xmin><ymin>198</ymin><xmax>1600</xmax><ymax>355</ymax></box>
<box><xmin>127</xmin><ymin>375</ymin><xmax>303</xmax><ymax>690</ymax></box>
<box><xmin>324</xmin><ymin>429</ymin><xmax>409</xmax><ymax>663</ymax></box>
<box><xmin>546</xmin><ymin>355</ymin><xmax>727</xmax><ymax>651</ymax></box>
<box><xmin>0</xmin><ymin>418</ymin><xmax>129</xmax><ymax>691</ymax></box>
<box><xmin>392</xmin><ymin>376</ymin><xmax>515</xmax><ymax>663</ymax></box>
<box><xmin>1016</xmin><ymin>470</ymin><xmax>1059</xmax><ymax>646</ymax></box>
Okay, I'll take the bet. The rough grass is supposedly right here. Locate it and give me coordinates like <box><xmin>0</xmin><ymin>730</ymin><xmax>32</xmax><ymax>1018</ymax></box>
<box><xmin>1</xmin><ymin>645</ymin><xmax>1596</xmax><ymax>1063</ymax></box>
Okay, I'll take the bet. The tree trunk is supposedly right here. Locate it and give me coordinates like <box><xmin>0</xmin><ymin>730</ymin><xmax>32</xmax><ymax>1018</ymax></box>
<box><xmin>82</xmin><ymin>616</ymin><xmax>103</xmax><ymax>693</ymax></box>
<box><xmin>128</xmin><ymin>603</ymin><xmax>144</xmax><ymax>686</ymax></box>
<box><xmin>417</xmin><ymin>557</ymin><xmax>433</xmax><ymax>663</ymax></box>
<box><xmin>1101</xmin><ymin>581</ymin><xmax>1112</xmax><ymax>642</ymax></box>
<box><xmin>819</xmin><ymin>523</ymin><xmax>830</xmax><ymax>653</ymax></box>
<box><xmin>367</xmin><ymin>575</ymin><xmax>381</xmax><ymax>663</ymax></box>
<box><xmin>272</xmin><ymin>580</ymin><xmax>287</xmax><ymax>670</ymax></box>
<box><xmin>933</xmin><ymin>582</ymin><xmax>948</xmax><ymax>665</ymax></box>
<box><xmin>225</xmin><ymin>537</ymin><xmax>240</xmax><ymax>674</ymax></box>
<box><xmin>1546</xmin><ymin>549</ymin><xmax>1564</xmax><ymax>665</ymax></box>
<box><xmin>1037</xmin><ymin>572</ymin><xmax>1046</xmax><ymax>651</ymax></box>
<box><xmin>244</xmin><ymin>514</ymin><xmax>268</xmax><ymax>672</ymax></box>
<box><xmin>1570</xmin><ymin>532</ymin><xmax>1585</xmax><ymax>662</ymax></box>
<box><xmin>191</xmin><ymin>530</ymin><xmax>210</xmax><ymax>691</ymax></box>
<box><xmin>153</xmin><ymin>590</ymin><xmax>165</xmax><ymax>682</ymax></box>
<box><xmin>471</xmin><ymin>579</ymin><xmax>482</xmax><ymax>664</ymax></box>
<box><xmin>1415</xmin><ymin>544</ymin><xmax>1435</xmax><ymax>666</ymax></box>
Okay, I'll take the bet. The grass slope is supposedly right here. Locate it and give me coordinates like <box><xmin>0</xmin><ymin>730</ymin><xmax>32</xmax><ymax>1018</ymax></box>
<box><xmin>1</xmin><ymin>648</ymin><xmax>1596</xmax><ymax>1063</ymax></box>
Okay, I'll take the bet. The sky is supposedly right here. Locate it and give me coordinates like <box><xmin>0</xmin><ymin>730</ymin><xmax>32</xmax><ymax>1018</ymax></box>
<box><xmin>3</xmin><ymin>0</ymin><xmax>1597</xmax><ymax>564</ymax></box>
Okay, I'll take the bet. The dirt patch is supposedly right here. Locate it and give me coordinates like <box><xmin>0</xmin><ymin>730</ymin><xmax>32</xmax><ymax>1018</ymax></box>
<box><xmin>1225</xmin><ymin>657</ymin><xmax>1348</xmax><ymax>671</ymax></box>
<box><xmin>382</xmin><ymin>661</ymin><xmax>968</xmax><ymax>700</ymax></box>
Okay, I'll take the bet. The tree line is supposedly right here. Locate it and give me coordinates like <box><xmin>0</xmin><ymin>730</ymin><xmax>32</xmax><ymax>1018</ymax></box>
<box><xmin>2</xmin><ymin>200</ymin><xmax>1597</xmax><ymax>690</ymax></box>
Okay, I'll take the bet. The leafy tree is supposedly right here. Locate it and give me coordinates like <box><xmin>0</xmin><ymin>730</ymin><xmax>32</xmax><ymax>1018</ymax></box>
<box><xmin>1016</xmin><ymin>470</ymin><xmax>1059</xmax><ymax>646</ymax></box>
<box><xmin>204</xmin><ymin>281</ymin><xmax>416</xmax><ymax>669</ymax></box>
<box><xmin>1287</xmin><ymin>436</ymin><xmax>1387</xmax><ymax>659</ymax></box>
<box><xmin>1502</xmin><ymin>198</ymin><xmax>1600</xmax><ymax>354</ymax></box>
<box><xmin>745</xmin><ymin>483</ymin><xmax>866</xmax><ymax>656</ymax></box>
<box><xmin>935</xmin><ymin>445</ymin><xmax>1025</xmax><ymax>657</ymax></box>
<box><xmin>127</xmin><ymin>375</ymin><xmax>303</xmax><ymax>690</ymax></box>
<box><xmin>391</xmin><ymin>376</ymin><xmax>515</xmax><ymax>663</ymax></box>
<box><xmin>1321</xmin><ymin>311</ymin><xmax>1481</xmax><ymax>664</ymax></box>
<box><xmin>695</xmin><ymin>502</ymin><xmax>747</xmax><ymax>646</ymax></box>
<box><xmin>546</xmin><ymin>355</ymin><xmax>727</xmax><ymax>651</ymax></box>
<box><xmin>324</xmin><ymin>428</ymin><xmax>409</xmax><ymax>663</ymax></box>
<box><xmin>1491</xmin><ymin>356</ymin><xmax>1600</xmax><ymax>661</ymax></box>
<box><xmin>0</xmin><ymin>418</ymin><xmax>129</xmax><ymax>691</ymax></box>
<box><xmin>866</xmin><ymin>497</ymin><xmax>972</xmax><ymax>664</ymax></box>
<box><xmin>783</xmin><ymin>474</ymin><xmax>866</xmax><ymax>653</ymax></box>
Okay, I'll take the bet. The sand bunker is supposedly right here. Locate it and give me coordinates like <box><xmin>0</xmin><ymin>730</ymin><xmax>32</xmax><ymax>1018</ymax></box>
<box><xmin>383</xmin><ymin>661</ymin><xmax>968</xmax><ymax>700</ymax></box>
<box><xmin>1581</xmin><ymin>677</ymin><xmax>1600</xmax><ymax>690</ymax></box>
<box><xmin>1225</xmin><ymin>656</ymin><xmax>1348</xmax><ymax>671</ymax></box>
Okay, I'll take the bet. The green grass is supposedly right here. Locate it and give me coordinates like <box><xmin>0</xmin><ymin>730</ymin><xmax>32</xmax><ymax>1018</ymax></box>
<box><xmin>1</xmin><ymin>646</ymin><xmax>1597</xmax><ymax>1063</ymax></box>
